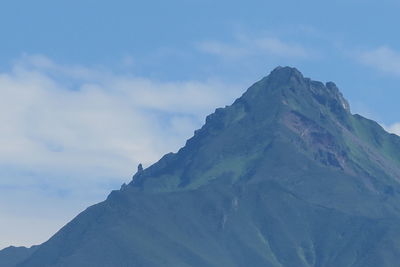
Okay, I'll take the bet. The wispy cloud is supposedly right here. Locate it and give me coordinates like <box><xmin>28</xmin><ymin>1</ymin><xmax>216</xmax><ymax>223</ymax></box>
<box><xmin>0</xmin><ymin>55</ymin><xmax>242</xmax><ymax>248</ymax></box>
<box><xmin>386</xmin><ymin>122</ymin><xmax>400</xmax><ymax>136</ymax></box>
<box><xmin>357</xmin><ymin>46</ymin><xmax>400</xmax><ymax>76</ymax></box>
<box><xmin>197</xmin><ymin>35</ymin><xmax>311</xmax><ymax>60</ymax></box>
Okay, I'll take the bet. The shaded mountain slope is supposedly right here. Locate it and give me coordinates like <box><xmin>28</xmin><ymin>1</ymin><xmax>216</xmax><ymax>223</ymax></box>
<box><xmin>3</xmin><ymin>67</ymin><xmax>400</xmax><ymax>266</ymax></box>
<box><xmin>0</xmin><ymin>246</ymin><xmax>37</xmax><ymax>267</ymax></box>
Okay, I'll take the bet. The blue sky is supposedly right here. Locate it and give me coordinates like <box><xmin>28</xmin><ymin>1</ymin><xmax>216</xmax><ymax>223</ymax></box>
<box><xmin>1</xmin><ymin>0</ymin><xmax>400</xmax><ymax>248</ymax></box>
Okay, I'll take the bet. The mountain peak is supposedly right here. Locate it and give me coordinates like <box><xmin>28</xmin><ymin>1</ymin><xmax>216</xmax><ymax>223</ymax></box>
<box><xmin>270</xmin><ymin>66</ymin><xmax>304</xmax><ymax>79</ymax></box>
<box><xmin>264</xmin><ymin>66</ymin><xmax>306</xmax><ymax>89</ymax></box>
<box><xmin>129</xmin><ymin>67</ymin><xmax>357</xmax><ymax>192</ymax></box>
<box><xmin>264</xmin><ymin>66</ymin><xmax>351</xmax><ymax>113</ymax></box>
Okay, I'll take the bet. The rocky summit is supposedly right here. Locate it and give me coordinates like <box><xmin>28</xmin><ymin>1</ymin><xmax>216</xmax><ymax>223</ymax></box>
<box><xmin>2</xmin><ymin>67</ymin><xmax>400</xmax><ymax>267</ymax></box>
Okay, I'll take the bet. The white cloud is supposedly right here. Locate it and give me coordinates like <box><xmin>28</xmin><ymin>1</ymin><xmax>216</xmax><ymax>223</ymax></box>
<box><xmin>386</xmin><ymin>122</ymin><xmax>400</xmax><ymax>136</ymax></box>
<box><xmin>197</xmin><ymin>35</ymin><xmax>310</xmax><ymax>60</ymax></box>
<box><xmin>197</xmin><ymin>41</ymin><xmax>249</xmax><ymax>59</ymax></box>
<box><xmin>0</xmin><ymin>55</ymin><xmax>242</xmax><ymax>249</ymax></box>
<box><xmin>357</xmin><ymin>46</ymin><xmax>400</xmax><ymax>76</ymax></box>
<box><xmin>254</xmin><ymin>37</ymin><xmax>309</xmax><ymax>58</ymax></box>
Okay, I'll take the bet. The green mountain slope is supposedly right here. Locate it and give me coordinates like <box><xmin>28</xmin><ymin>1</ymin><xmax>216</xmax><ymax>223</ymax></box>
<box><xmin>3</xmin><ymin>66</ymin><xmax>400</xmax><ymax>266</ymax></box>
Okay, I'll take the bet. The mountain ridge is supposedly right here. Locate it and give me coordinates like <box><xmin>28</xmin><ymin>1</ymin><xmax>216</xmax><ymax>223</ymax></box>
<box><xmin>2</xmin><ymin>66</ymin><xmax>400</xmax><ymax>267</ymax></box>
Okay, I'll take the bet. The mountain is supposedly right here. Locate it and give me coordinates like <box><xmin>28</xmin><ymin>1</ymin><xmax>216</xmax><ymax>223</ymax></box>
<box><xmin>2</xmin><ymin>66</ymin><xmax>400</xmax><ymax>266</ymax></box>
<box><xmin>0</xmin><ymin>246</ymin><xmax>37</xmax><ymax>267</ymax></box>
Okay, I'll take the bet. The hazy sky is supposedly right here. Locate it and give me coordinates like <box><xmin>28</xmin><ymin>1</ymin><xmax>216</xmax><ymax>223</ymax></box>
<box><xmin>1</xmin><ymin>0</ymin><xmax>400</xmax><ymax>249</ymax></box>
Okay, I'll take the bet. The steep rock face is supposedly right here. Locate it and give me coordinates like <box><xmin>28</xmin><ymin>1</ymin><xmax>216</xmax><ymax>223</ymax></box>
<box><xmin>4</xmin><ymin>67</ymin><xmax>400</xmax><ymax>267</ymax></box>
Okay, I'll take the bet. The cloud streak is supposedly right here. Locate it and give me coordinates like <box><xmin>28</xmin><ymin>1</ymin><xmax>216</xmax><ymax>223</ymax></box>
<box><xmin>197</xmin><ymin>35</ymin><xmax>311</xmax><ymax>60</ymax></box>
<box><xmin>357</xmin><ymin>46</ymin><xmax>400</xmax><ymax>76</ymax></box>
